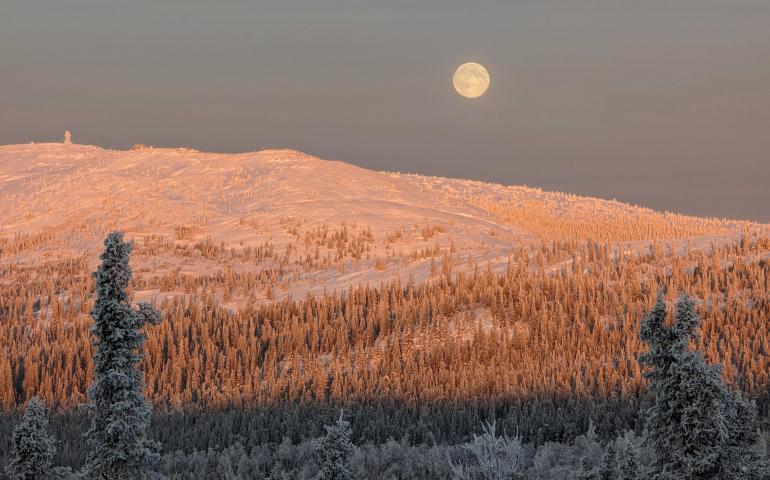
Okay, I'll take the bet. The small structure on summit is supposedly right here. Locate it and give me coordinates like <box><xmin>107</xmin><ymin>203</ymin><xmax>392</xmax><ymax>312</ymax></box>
<box><xmin>64</xmin><ymin>130</ymin><xmax>72</xmax><ymax>145</ymax></box>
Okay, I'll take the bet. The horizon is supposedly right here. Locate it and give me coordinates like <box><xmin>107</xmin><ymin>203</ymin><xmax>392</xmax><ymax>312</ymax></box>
<box><xmin>7</xmin><ymin>138</ymin><xmax>768</xmax><ymax>224</ymax></box>
<box><xmin>3</xmin><ymin>1</ymin><xmax>770</xmax><ymax>222</ymax></box>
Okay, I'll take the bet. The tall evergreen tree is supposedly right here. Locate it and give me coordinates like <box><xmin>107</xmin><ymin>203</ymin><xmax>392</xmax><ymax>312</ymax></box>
<box><xmin>316</xmin><ymin>411</ymin><xmax>355</xmax><ymax>480</ymax></box>
<box><xmin>5</xmin><ymin>397</ymin><xmax>56</xmax><ymax>480</ymax></box>
<box><xmin>83</xmin><ymin>232</ymin><xmax>163</xmax><ymax>480</ymax></box>
<box><xmin>640</xmin><ymin>292</ymin><xmax>764</xmax><ymax>479</ymax></box>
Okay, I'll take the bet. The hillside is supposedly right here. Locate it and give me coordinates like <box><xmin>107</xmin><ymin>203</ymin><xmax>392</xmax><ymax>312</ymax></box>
<box><xmin>3</xmin><ymin>141</ymin><xmax>770</xmax><ymax>453</ymax></box>
<box><xmin>1</xmin><ymin>142</ymin><xmax>764</xmax><ymax>304</ymax></box>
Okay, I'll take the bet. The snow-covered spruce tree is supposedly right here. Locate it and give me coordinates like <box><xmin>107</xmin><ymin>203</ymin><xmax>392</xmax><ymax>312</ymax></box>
<box><xmin>5</xmin><ymin>397</ymin><xmax>56</xmax><ymax>480</ymax></box>
<box><xmin>640</xmin><ymin>291</ymin><xmax>764</xmax><ymax>479</ymax></box>
<box><xmin>596</xmin><ymin>443</ymin><xmax>616</xmax><ymax>480</ymax></box>
<box><xmin>83</xmin><ymin>232</ymin><xmax>163</xmax><ymax>480</ymax></box>
<box><xmin>616</xmin><ymin>437</ymin><xmax>640</xmax><ymax>480</ymax></box>
<box><xmin>316</xmin><ymin>411</ymin><xmax>355</xmax><ymax>480</ymax></box>
<box><xmin>576</xmin><ymin>456</ymin><xmax>596</xmax><ymax>480</ymax></box>
<box><xmin>449</xmin><ymin>420</ymin><xmax>524</xmax><ymax>480</ymax></box>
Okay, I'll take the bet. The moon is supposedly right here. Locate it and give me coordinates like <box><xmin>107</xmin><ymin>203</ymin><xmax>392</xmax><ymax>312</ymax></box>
<box><xmin>453</xmin><ymin>62</ymin><xmax>490</xmax><ymax>99</ymax></box>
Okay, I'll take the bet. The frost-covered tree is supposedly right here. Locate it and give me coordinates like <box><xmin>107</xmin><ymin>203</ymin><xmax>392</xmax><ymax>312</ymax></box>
<box><xmin>316</xmin><ymin>411</ymin><xmax>355</xmax><ymax>480</ymax></box>
<box><xmin>596</xmin><ymin>443</ymin><xmax>616</xmax><ymax>480</ymax></box>
<box><xmin>450</xmin><ymin>420</ymin><xmax>524</xmax><ymax>480</ymax></box>
<box><xmin>640</xmin><ymin>291</ymin><xmax>764</xmax><ymax>479</ymax></box>
<box><xmin>617</xmin><ymin>437</ymin><xmax>640</xmax><ymax>480</ymax></box>
<box><xmin>5</xmin><ymin>397</ymin><xmax>56</xmax><ymax>480</ymax></box>
<box><xmin>83</xmin><ymin>232</ymin><xmax>163</xmax><ymax>480</ymax></box>
<box><xmin>576</xmin><ymin>456</ymin><xmax>596</xmax><ymax>480</ymax></box>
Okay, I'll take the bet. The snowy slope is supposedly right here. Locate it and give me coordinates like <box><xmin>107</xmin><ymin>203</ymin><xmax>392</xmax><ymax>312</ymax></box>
<box><xmin>0</xmin><ymin>143</ymin><xmax>764</xmax><ymax>302</ymax></box>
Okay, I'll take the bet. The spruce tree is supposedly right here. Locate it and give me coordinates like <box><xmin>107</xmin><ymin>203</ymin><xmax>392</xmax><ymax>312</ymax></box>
<box><xmin>5</xmin><ymin>397</ymin><xmax>56</xmax><ymax>480</ymax></box>
<box><xmin>449</xmin><ymin>420</ymin><xmax>524</xmax><ymax>480</ymax></box>
<box><xmin>596</xmin><ymin>443</ymin><xmax>616</xmax><ymax>480</ymax></box>
<box><xmin>617</xmin><ymin>438</ymin><xmax>640</xmax><ymax>480</ymax></box>
<box><xmin>83</xmin><ymin>232</ymin><xmax>163</xmax><ymax>480</ymax></box>
<box><xmin>640</xmin><ymin>292</ymin><xmax>763</xmax><ymax>479</ymax></box>
<box><xmin>316</xmin><ymin>411</ymin><xmax>355</xmax><ymax>480</ymax></box>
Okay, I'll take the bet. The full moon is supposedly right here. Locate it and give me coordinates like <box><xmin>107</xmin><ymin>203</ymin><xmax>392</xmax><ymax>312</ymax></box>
<box><xmin>453</xmin><ymin>62</ymin><xmax>490</xmax><ymax>99</ymax></box>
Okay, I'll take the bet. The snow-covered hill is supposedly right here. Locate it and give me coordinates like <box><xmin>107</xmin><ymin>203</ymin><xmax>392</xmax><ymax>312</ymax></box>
<box><xmin>0</xmin><ymin>143</ymin><xmax>764</xmax><ymax>303</ymax></box>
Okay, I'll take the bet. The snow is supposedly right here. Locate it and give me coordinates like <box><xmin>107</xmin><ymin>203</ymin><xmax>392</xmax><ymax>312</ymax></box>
<box><xmin>0</xmin><ymin>142</ymin><xmax>765</xmax><ymax>304</ymax></box>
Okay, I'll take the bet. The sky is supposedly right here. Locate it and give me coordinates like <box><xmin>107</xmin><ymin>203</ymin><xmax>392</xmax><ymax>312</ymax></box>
<box><xmin>2</xmin><ymin>0</ymin><xmax>769</xmax><ymax>221</ymax></box>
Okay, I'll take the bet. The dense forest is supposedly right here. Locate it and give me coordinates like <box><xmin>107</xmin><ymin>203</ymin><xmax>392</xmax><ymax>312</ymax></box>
<box><xmin>2</xmin><ymin>232</ymin><xmax>770</xmax><ymax>477</ymax></box>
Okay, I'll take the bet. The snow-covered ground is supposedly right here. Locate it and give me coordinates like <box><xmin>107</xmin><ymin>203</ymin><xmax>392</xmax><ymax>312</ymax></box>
<box><xmin>1</xmin><ymin>142</ymin><xmax>765</xmax><ymax>303</ymax></box>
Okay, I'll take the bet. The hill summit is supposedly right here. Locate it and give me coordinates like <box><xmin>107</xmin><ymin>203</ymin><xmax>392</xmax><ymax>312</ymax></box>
<box><xmin>0</xmin><ymin>142</ymin><xmax>764</xmax><ymax>302</ymax></box>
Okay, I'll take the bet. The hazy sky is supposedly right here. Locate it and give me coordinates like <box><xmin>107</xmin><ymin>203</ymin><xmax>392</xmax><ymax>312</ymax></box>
<box><xmin>2</xmin><ymin>1</ymin><xmax>769</xmax><ymax>221</ymax></box>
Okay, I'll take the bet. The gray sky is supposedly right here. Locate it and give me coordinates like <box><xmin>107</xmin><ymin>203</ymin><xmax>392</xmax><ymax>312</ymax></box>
<box><xmin>2</xmin><ymin>1</ymin><xmax>769</xmax><ymax>221</ymax></box>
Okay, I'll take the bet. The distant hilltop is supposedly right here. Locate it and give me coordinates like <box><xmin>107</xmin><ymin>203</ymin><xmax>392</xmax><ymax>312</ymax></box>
<box><xmin>0</xmin><ymin>142</ymin><xmax>766</xmax><ymax>300</ymax></box>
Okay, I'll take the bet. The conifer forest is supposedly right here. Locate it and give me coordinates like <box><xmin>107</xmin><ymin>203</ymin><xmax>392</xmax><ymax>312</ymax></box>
<box><xmin>3</xmin><ymin>2</ymin><xmax>770</xmax><ymax>476</ymax></box>
<box><xmin>3</xmin><ymin>224</ymin><xmax>770</xmax><ymax>478</ymax></box>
